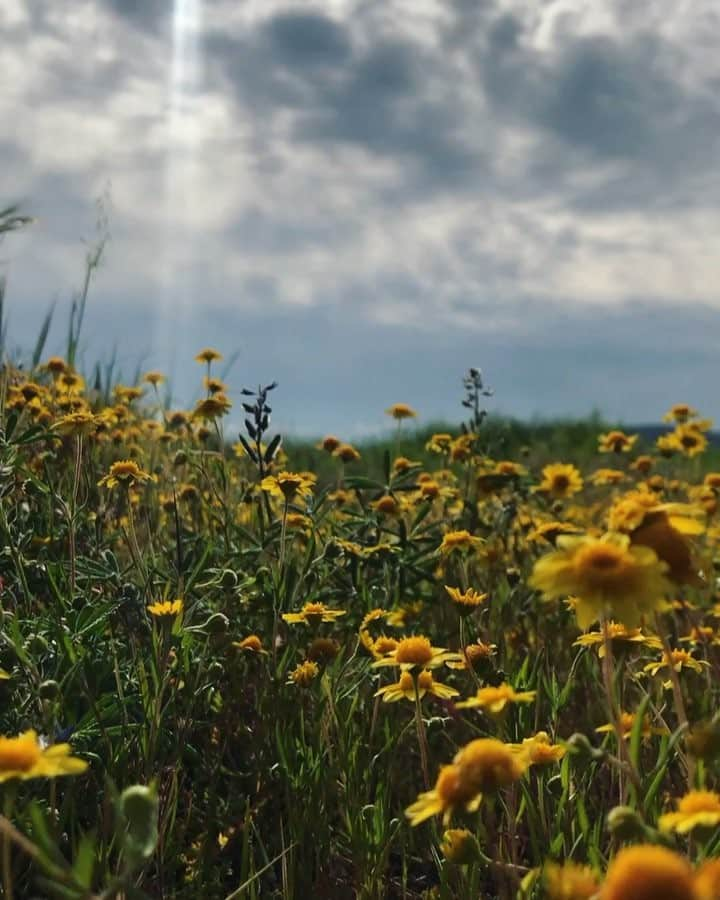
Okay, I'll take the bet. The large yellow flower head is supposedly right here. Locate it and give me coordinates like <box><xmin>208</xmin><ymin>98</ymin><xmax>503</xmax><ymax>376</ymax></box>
<box><xmin>530</xmin><ymin>532</ymin><xmax>672</xmax><ymax>629</ymax></box>
<box><xmin>659</xmin><ymin>790</ymin><xmax>720</xmax><ymax>835</ymax></box>
<box><xmin>0</xmin><ymin>731</ymin><xmax>88</xmax><ymax>783</ymax></box>
<box><xmin>602</xmin><ymin>845</ymin><xmax>695</xmax><ymax>900</ymax></box>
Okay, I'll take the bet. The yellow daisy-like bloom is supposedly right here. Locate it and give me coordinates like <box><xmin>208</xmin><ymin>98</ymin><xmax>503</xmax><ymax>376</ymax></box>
<box><xmin>147</xmin><ymin>599</ymin><xmax>184</xmax><ymax>618</ymax></box>
<box><xmin>602</xmin><ymin>845</ymin><xmax>695</xmax><ymax>900</ymax></box>
<box><xmin>573</xmin><ymin>622</ymin><xmax>662</xmax><ymax>657</ymax></box>
<box><xmin>529</xmin><ymin>521</ymin><xmax>584</xmax><ymax>545</ymax></box>
<box><xmin>143</xmin><ymin>370</ymin><xmax>165</xmax><ymax>386</ymax></box>
<box><xmin>426</xmin><ymin>433</ymin><xmax>453</xmax><ymax>454</ymax></box>
<box><xmin>386</xmin><ymin>403</ymin><xmax>417</xmax><ymax>420</ymax></box>
<box><xmin>659</xmin><ymin>791</ymin><xmax>720</xmax><ymax>835</ymax></box>
<box><xmin>195</xmin><ymin>348</ymin><xmax>223</xmax><ymax>364</ymax></box>
<box><xmin>54</xmin><ymin>411</ymin><xmax>99</xmax><ymax>437</ymax></box>
<box><xmin>374</xmin><ymin>669</ymin><xmax>459</xmax><ymax>703</ymax></box>
<box><xmin>631</xmin><ymin>455</ymin><xmax>655</xmax><ymax>474</ymax></box>
<box><xmin>333</xmin><ymin>443</ymin><xmax>361</xmax><ymax>463</ymax></box>
<box><xmin>598</xmin><ymin>430</ymin><xmax>638</xmax><ymax>453</ymax></box>
<box><xmin>444</xmin><ymin>586</ymin><xmax>488</xmax><ymax>612</ymax></box>
<box><xmin>455</xmin><ymin>738</ymin><xmax>527</xmax><ymax>794</ymax></box>
<box><xmin>536</xmin><ymin>463</ymin><xmax>584</xmax><ymax>499</ymax></box>
<box><xmin>644</xmin><ymin>648</ymin><xmax>710</xmax><ymax>687</ymax></box>
<box><xmin>232</xmin><ymin>635</ymin><xmax>267</xmax><ymax>654</ymax></box>
<box><xmin>282</xmin><ymin>602</ymin><xmax>346</xmax><ymax>626</ymax></box>
<box><xmin>372</xmin><ymin>494</ymin><xmax>400</xmax><ymax>515</ymax></box>
<box><xmin>98</xmin><ymin>459</ymin><xmax>155</xmax><ymax>490</ymax></box>
<box><xmin>530</xmin><ymin>532</ymin><xmax>672</xmax><ymax>629</ymax></box>
<box><xmin>0</xmin><ymin>730</ymin><xmax>88</xmax><ymax>782</ymax></box>
<box><xmin>695</xmin><ymin>859</ymin><xmax>720</xmax><ymax>900</ymax></box>
<box><xmin>608</xmin><ymin>492</ymin><xmax>705</xmax><ymax>586</ymax></box>
<box><xmin>193</xmin><ymin>394</ymin><xmax>232</xmax><ymax>420</ymax></box>
<box><xmin>288</xmin><ymin>660</ymin><xmax>319</xmax><ymax>687</ymax></box>
<box><xmin>509</xmin><ymin>732</ymin><xmax>566</xmax><ymax>766</ymax></box>
<box><xmin>439</xmin><ymin>530</ymin><xmax>483</xmax><ymax>555</ymax></box>
<box><xmin>596</xmin><ymin>710</ymin><xmax>669</xmax><ymax>741</ymax></box>
<box><xmin>671</xmin><ymin>423</ymin><xmax>709</xmax><ymax>457</ymax></box>
<box><xmin>406</xmin><ymin>738</ymin><xmax>525</xmax><ymax>827</ymax></box>
<box><xmin>663</xmin><ymin>403</ymin><xmax>698</xmax><ymax>424</ymax></box>
<box><xmin>456</xmin><ymin>683</ymin><xmax>536</xmax><ymax>714</ymax></box>
<box><xmin>373</xmin><ymin>635</ymin><xmax>462</xmax><ymax>671</ymax></box>
<box><xmin>45</xmin><ymin>355</ymin><xmax>68</xmax><ymax>376</ymax></box>
<box><xmin>260</xmin><ymin>471</ymin><xmax>315</xmax><ymax>502</ymax></box>
<box><xmin>590</xmin><ymin>468</ymin><xmax>626</xmax><ymax>486</ymax></box>
<box><xmin>446</xmin><ymin>640</ymin><xmax>497</xmax><ymax>670</ymax></box>
<box><xmin>405</xmin><ymin>764</ymin><xmax>483</xmax><ymax>827</ymax></box>
<box><xmin>543</xmin><ymin>860</ymin><xmax>599</xmax><ymax>900</ymax></box>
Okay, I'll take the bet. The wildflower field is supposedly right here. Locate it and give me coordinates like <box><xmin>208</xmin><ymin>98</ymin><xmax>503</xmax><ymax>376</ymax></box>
<box><xmin>2</xmin><ymin>348</ymin><xmax>720</xmax><ymax>900</ymax></box>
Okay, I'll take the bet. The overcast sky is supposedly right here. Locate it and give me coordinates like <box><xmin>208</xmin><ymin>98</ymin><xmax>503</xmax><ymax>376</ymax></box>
<box><xmin>2</xmin><ymin>0</ymin><xmax>720</xmax><ymax>436</ymax></box>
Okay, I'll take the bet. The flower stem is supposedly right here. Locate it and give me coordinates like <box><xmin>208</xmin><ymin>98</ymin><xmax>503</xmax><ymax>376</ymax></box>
<box><xmin>655</xmin><ymin>612</ymin><xmax>694</xmax><ymax>787</ymax></box>
<box><xmin>413</xmin><ymin>676</ymin><xmax>430</xmax><ymax>790</ymax></box>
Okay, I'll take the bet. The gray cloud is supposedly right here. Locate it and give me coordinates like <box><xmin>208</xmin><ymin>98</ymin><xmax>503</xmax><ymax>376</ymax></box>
<box><xmin>3</xmin><ymin>0</ymin><xmax>720</xmax><ymax>433</ymax></box>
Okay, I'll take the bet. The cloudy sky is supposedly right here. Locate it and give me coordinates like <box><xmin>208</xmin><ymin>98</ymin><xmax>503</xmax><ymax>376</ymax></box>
<box><xmin>2</xmin><ymin>0</ymin><xmax>720</xmax><ymax>436</ymax></box>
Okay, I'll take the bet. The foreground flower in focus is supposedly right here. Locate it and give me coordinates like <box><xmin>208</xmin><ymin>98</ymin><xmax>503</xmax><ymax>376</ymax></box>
<box><xmin>373</xmin><ymin>635</ymin><xmax>462</xmax><ymax>671</ymax></box>
<box><xmin>530</xmin><ymin>532</ymin><xmax>672</xmax><ymax>629</ymax></box>
<box><xmin>374</xmin><ymin>669</ymin><xmax>459</xmax><ymax>703</ymax></box>
<box><xmin>602</xmin><ymin>844</ymin><xmax>695</xmax><ymax>900</ymax></box>
<box><xmin>147</xmin><ymin>599</ymin><xmax>184</xmax><ymax>618</ymax></box>
<box><xmin>659</xmin><ymin>791</ymin><xmax>720</xmax><ymax>835</ymax></box>
<box><xmin>0</xmin><ymin>730</ymin><xmax>87</xmax><ymax>782</ymax></box>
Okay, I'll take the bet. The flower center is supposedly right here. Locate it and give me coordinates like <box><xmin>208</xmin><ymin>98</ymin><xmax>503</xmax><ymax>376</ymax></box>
<box><xmin>395</xmin><ymin>637</ymin><xmax>433</xmax><ymax>666</ymax></box>
<box><xmin>0</xmin><ymin>735</ymin><xmax>41</xmax><ymax>772</ymax></box>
